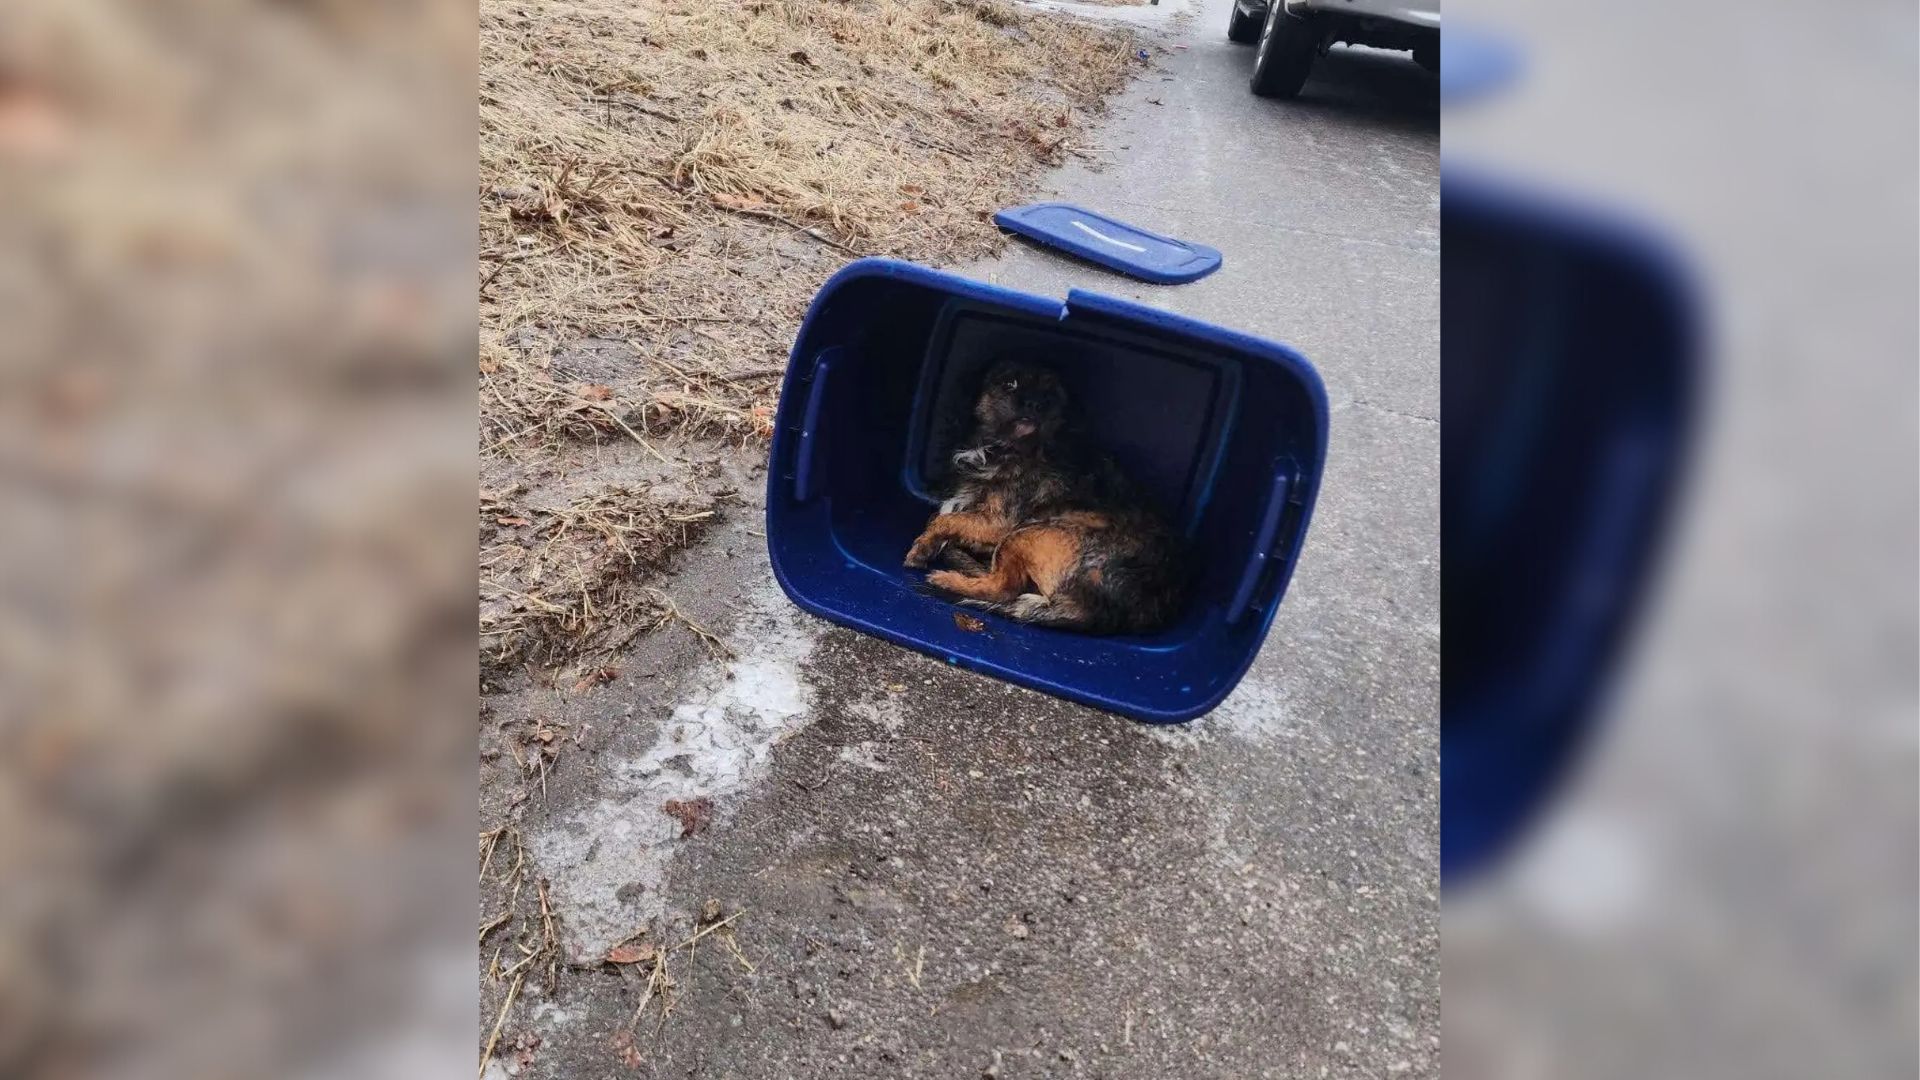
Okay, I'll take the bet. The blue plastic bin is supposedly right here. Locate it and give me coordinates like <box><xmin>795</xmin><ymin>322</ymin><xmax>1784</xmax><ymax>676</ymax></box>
<box><xmin>1441</xmin><ymin>173</ymin><xmax>1697</xmax><ymax>881</ymax></box>
<box><xmin>765</xmin><ymin>259</ymin><xmax>1328</xmax><ymax>723</ymax></box>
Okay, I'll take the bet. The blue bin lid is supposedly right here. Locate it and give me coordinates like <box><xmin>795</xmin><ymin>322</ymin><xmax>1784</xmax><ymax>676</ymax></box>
<box><xmin>993</xmin><ymin>203</ymin><xmax>1223</xmax><ymax>284</ymax></box>
<box><xmin>1440</xmin><ymin>27</ymin><xmax>1523</xmax><ymax>105</ymax></box>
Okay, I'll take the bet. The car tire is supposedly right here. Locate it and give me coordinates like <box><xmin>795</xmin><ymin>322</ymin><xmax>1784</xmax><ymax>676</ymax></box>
<box><xmin>1413</xmin><ymin>42</ymin><xmax>1439</xmax><ymax>73</ymax></box>
<box><xmin>1250</xmin><ymin>4</ymin><xmax>1318</xmax><ymax>99</ymax></box>
<box><xmin>1227</xmin><ymin>1</ymin><xmax>1262</xmax><ymax>44</ymax></box>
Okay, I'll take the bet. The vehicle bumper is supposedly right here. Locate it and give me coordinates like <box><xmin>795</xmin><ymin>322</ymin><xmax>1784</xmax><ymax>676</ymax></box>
<box><xmin>1284</xmin><ymin>0</ymin><xmax>1439</xmax><ymax>30</ymax></box>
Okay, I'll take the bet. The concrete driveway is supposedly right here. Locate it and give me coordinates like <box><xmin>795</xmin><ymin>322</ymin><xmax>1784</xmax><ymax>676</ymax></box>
<box><xmin>492</xmin><ymin>5</ymin><xmax>1438</xmax><ymax>1076</ymax></box>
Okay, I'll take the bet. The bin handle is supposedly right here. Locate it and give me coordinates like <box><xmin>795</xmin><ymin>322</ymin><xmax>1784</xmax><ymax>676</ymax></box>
<box><xmin>1225</xmin><ymin>469</ymin><xmax>1292</xmax><ymax>624</ymax></box>
<box><xmin>792</xmin><ymin>353</ymin><xmax>833</xmax><ymax>503</ymax></box>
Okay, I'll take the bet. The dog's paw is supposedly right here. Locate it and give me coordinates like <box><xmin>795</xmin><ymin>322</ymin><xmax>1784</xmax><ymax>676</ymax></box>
<box><xmin>903</xmin><ymin>536</ymin><xmax>941</xmax><ymax>569</ymax></box>
<box><xmin>924</xmin><ymin>570</ymin><xmax>970</xmax><ymax>593</ymax></box>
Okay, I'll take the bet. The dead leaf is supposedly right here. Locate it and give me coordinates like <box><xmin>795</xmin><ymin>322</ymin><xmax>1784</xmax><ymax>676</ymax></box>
<box><xmin>953</xmin><ymin>612</ymin><xmax>986</xmax><ymax>633</ymax></box>
<box><xmin>0</xmin><ymin>84</ymin><xmax>71</xmax><ymax>160</ymax></box>
<box><xmin>605</xmin><ymin>940</ymin><xmax>657</xmax><ymax>965</ymax></box>
<box><xmin>572</xmin><ymin>665</ymin><xmax>621</xmax><ymax>692</ymax></box>
<box><xmin>580</xmin><ymin>384</ymin><xmax>614</xmax><ymax>401</ymax></box>
<box><xmin>789</xmin><ymin>50</ymin><xmax>814</xmax><ymax>66</ymax></box>
<box><xmin>610</xmin><ymin>1029</ymin><xmax>645</xmax><ymax>1069</ymax></box>
<box><xmin>38</xmin><ymin>369</ymin><xmax>110</xmax><ymax>424</ymax></box>
<box><xmin>495</xmin><ymin>516</ymin><xmax>531</xmax><ymax>527</ymax></box>
<box><xmin>512</xmin><ymin>1033</ymin><xmax>542</xmax><ymax>1069</ymax></box>
<box><xmin>664</xmin><ymin>797</ymin><xmax>714</xmax><ymax>838</ymax></box>
<box><xmin>899</xmin><ymin>201</ymin><xmax>921</xmax><ymax>213</ymax></box>
<box><xmin>508</xmin><ymin>201</ymin><xmax>558</xmax><ymax>225</ymax></box>
<box><xmin>713</xmin><ymin>192</ymin><xmax>769</xmax><ymax>212</ymax></box>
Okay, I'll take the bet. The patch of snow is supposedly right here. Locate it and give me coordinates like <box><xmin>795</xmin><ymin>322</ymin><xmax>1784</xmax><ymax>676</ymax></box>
<box><xmin>1206</xmin><ymin>674</ymin><xmax>1296</xmax><ymax>742</ymax></box>
<box><xmin>301</xmin><ymin>942</ymin><xmax>472</xmax><ymax>1080</ymax></box>
<box><xmin>836</xmin><ymin>741</ymin><xmax>890</xmax><ymax>771</ymax></box>
<box><xmin>1133</xmin><ymin>719</ymin><xmax>1211</xmax><ymax>748</ymax></box>
<box><xmin>847</xmin><ymin>691</ymin><xmax>908</xmax><ymax>734</ymax></box>
<box><xmin>530</xmin><ymin>574</ymin><xmax>818</xmax><ymax>957</ymax></box>
<box><xmin>1509</xmin><ymin>809</ymin><xmax>1657</xmax><ymax>937</ymax></box>
<box><xmin>530</xmin><ymin>1001</ymin><xmax>579</xmax><ymax>1030</ymax></box>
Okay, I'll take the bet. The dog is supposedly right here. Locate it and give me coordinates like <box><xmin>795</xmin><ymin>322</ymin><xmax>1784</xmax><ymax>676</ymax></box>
<box><xmin>904</xmin><ymin>360</ymin><xmax>1186</xmax><ymax>634</ymax></box>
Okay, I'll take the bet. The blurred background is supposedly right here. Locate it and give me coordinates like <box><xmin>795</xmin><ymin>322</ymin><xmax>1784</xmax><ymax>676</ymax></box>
<box><xmin>1</xmin><ymin>0</ymin><xmax>1912</xmax><ymax>1076</ymax></box>
<box><xmin>0</xmin><ymin>2</ymin><xmax>472</xmax><ymax>1077</ymax></box>
<box><xmin>1442</xmin><ymin>2</ymin><xmax>1916</xmax><ymax>1079</ymax></box>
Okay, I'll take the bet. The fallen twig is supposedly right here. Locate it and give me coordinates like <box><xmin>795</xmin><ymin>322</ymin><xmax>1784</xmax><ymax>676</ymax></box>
<box><xmin>668</xmin><ymin>908</ymin><xmax>748</xmax><ymax>952</ymax></box>
<box><xmin>479</xmin><ymin>911</ymin><xmax>511</xmax><ymax>943</ymax></box>
<box><xmin>714</xmin><ymin>367</ymin><xmax>789</xmax><ymax>382</ymax></box>
<box><xmin>479</xmin><ymin>827</ymin><xmax>505</xmax><ymax>877</ymax></box>
<box><xmin>647</xmin><ymin>590</ymin><xmax>734</xmax><ymax>657</ymax></box>
<box><xmin>538</xmin><ymin>878</ymin><xmax>561</xmax><ymax>993</ymax></box>
<box><xmin>593</xmin><ymin>96</ymin><xmax>689</xmax><ymax>124</ymax></box>
<box><xmin>478</xmin><ymin>971</ymin><xmax>525</xmax><ymax>1079</ymax></box>
<box><xmin>711</xmin><ymin>202</ymin><xmax>865</xmax><ymax>256</ymax></box>
<box><xmin>722</xmin><ymin>928</ymin><xmax>757</xmax><ymax>973</ymax></box>
<box><xmin>586</xmin><ymin>401</ymin><xmax>674</xmax><ymax>465</ymax></box>
<box><xmin>627</xmin><ymin>958</ymin><xmax>665</xmax><ymax>1031</ymax></box>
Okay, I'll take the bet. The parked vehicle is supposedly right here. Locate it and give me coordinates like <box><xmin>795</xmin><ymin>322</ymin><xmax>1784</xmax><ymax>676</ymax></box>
<box><xmin>1228</xmin><ymin>0</ymin><xmax>1440</xmax><ymax>99</ymax></box>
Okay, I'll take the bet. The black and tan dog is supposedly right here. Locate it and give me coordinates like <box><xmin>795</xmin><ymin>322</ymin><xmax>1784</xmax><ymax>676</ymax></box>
<box><xmin>904</xmin><ymin>361</ymin><xmax>1187</xmax><ymax>634</ymax></box>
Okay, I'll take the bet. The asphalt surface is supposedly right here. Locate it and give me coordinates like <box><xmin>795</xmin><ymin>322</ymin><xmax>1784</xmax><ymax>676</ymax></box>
<box><xmin>488</xmin><ymin>6</ymin><xmax>1438</xmax><ymax>1076</ymax></box>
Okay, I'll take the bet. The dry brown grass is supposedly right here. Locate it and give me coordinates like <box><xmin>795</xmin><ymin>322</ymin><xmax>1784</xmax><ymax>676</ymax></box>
<box><xmin>479</xmin><ymin>0</ymin><xmax>1138</xmax><ymax>446</ymax></box>
<box><xmin>480</xmin><ymin>483</ymin><xmax>720</xmax><ymax>676</ymax></box>
<box><xmin>477</xmin><ymin>0</ymin><xmax>1137</xmax><ymax>678</ymax></box>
